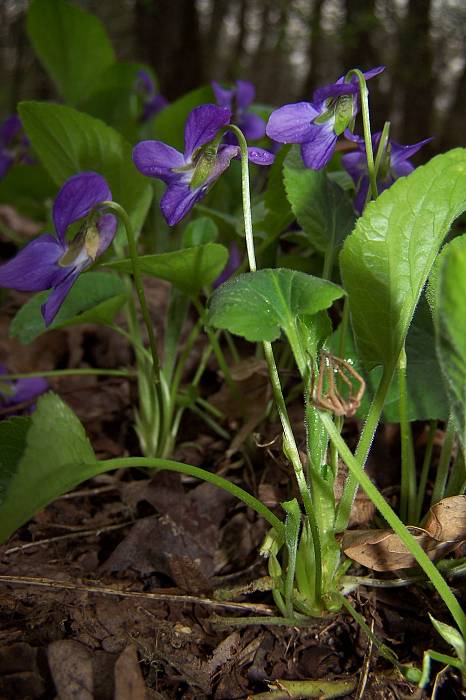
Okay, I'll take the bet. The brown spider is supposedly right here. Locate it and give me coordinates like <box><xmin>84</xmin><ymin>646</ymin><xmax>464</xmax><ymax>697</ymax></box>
<box><xmin>311</xmin><ymin>351</ymin><xmax>366</xmax><ymax>417</ymax></box>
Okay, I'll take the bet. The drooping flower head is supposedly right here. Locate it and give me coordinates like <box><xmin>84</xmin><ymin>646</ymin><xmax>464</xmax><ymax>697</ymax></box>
<box><xmin>0</xmin><ymin>172</ymin><xmax>117</xmax><ymax>325</ymax></box>
<box><xmin>135</xmin><ymin>69</ymin><xmax>168</xmax><ymax>123</ymax></box>
<box><xmin>133</xmin><ymin>104</ymin><xmax>274</xmax><ymax>226</ymax></box>
<box><xmin>0</xmin><ymin>364</ymin><xmax>48</xmax><ymax>416</ymax></box>
<box><xmin>212</xmin><ymin>80</ymin><xmax>266</xmax><ymax>143</ymax></box>
<box><xmin>0</xmin><ymin>115</ymin><xmax>32</xmax><ymax>179</ymax></box>
<box><xmin>266</xmin><ymin>66</ymin><xmax>384</xmax><ymax>170</ymax></box>
<box><xmin>342</xmin><ymin>131</ymin><xmax>433</xmax><ymax>213</ymax></box>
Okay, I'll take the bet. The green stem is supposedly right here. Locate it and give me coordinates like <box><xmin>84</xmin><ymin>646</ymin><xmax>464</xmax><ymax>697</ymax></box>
<box><xmin>110</xmin><ymin>324</ymin><xmax>153</xmax><ymax>363</ymax></box>
<box><xmin>335</xmin><ymin>364</ymin><xmax>393</xmax><ymax>531</ymax></box>
<box><xmin>320</xmin><ymin>411</ymin><xmax>466</xmax><ymax>636</ymax></box>
<box><xmin>398</xmin><ymin>346</ymin><xmax>416</xmax><ymax>523</ymax></box>
<box><xmin>102</xmin><ymin>201</ymin><xmax>161</xmax><ymax>381</ymax></box>
<box><xmin>431</xmin><ymin>414</ymin><xmax>456</xmax><ymax>507</ymax></box>
<box><xmin>193</xmin><ymin>298</ymin><xmax>240</xmax><ymax>400</ymax></box>
<box><xmin>345</xmin><ymin>69</ymin><xmax>378</xmax><ymax>201</ymax></box>
<box><xmin>415</xmin><ymin>420</ymin><xmax>437</xmax><ymax>522</ymax></box>
<box><xmin>1</xmin><ymin>368</ymin><xmax>134</xmax><ymax>380</ymax></box>
<box><xmin>102</xmin><ymin>457</ymin><xmax>283</xmax><ymax>534</ymax></box>
<box><xmin>229</xmin><ymin>123</ymin><xmax>322</xmax><ymax>604</ymax></box>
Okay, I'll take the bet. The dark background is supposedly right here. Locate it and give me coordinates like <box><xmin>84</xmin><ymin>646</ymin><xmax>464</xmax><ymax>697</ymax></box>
<box><xmin>1</xmin><ymin>0</ymin><xmax>465</xmax><ymax>153</ymax></box>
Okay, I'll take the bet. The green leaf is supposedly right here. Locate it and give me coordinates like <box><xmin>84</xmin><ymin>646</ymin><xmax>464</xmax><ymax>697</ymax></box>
<box><xmin>429</xmin><ymin>614</ymin><xmax>465</xmax><ymax>663</ymax></box>
<box><xmin>0</xmin><ymin>417</ymin><xmax>31</xmax><ymax>506</ymax></box>
<box><xmin>340</xmin><ymin>149</ymin><xmax>466</xmax><ymax>371</ymax></box>
<box><xmin>182</xmin><ymin>217</ymin><xmax>218</xmax><ymax>247</ymax></box>
<box><xmin>18</xmin><ymin>101</ymin><xmax>152</xmax><ymax>237</ymax></box>
<box><xmin>0</xmin><ymin>393</ymin><xmax>97</xmax><ymax>542</ymax></box>
<box><xmin>106</xmin><ymin>243</ymin><xmax>228</xmax><ymax>295</ymax></box>
<box><xmin>0</xmin><ymin>164</ymin><xmax>55</xmax><ymax>219</ymax></box>
<box><xmin>10</xmin><ymin>272</ymin><xmax>128</xmax><ymax>344</ymax></box>
<box><xmin>152</xmin><ymin>85</ymin><xmax>214</xmax><ymax>150</ymax></box>
<box><xmin>27</xmin><ymin>0</ymin><xmax>115</xmax><ymax>106</ymax></box>
<box><xmin>435</xmin><ymin>234</ymin><xmax>466</xmax><ymax>451</ymax></box>
<box><xmin>329</xmin><ymin>299</ymin><xmax>450</xmax><ymax>422</ymax></box>
<box><xmin>81</xmin><ymin>61</ymin><xmax>147</xmax><ymax>141</ymax></box>
<box><xmin>207</xmin><ymin>268</ymin><xmax>345</xmax><ymax>342</ymax></box>
<box><xmin>283</xmin><ymin>145</ymin><xmax>355</xmax><ymax>253</ymax></box>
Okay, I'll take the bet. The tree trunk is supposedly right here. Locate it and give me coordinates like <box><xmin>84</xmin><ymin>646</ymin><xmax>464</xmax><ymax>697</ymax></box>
<box><xmin>134</xmin><ymin>0</ymin><xmax>204</xmax><ymax>101</ymax></box>
<box><xmin>396</xmin><ymin>0</ymin><xmax>434</xmax><ymax>145</ymax></box>
<box><xmin>302</xmin><ymin>0</ymin><xmax>325</xmax><ymax>97</ymax></box>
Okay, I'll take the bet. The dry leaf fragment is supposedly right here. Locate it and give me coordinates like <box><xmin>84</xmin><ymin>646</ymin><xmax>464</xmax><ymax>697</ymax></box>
<box><xmin>341</xmin><ymin>495</ymin><xmax>466</xmax><ymax>572</ymax></box>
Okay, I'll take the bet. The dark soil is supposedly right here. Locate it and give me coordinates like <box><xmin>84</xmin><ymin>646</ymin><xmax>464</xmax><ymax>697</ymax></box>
<box><xmin>0</xmin><ymin>287</ymin><xmax>464</xmax><ymax>700</ymax></box>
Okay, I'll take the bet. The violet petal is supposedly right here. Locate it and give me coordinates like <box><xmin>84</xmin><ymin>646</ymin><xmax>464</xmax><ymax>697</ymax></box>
<box><xmin>184</xmin><ymin>104</ymin><xmax>231</xmax><ymax>157</ymax></box>
<box><xmin>132</xmin><ymin>140</ymin><xmax>185</xmax><ymax>183</ymax></box>
<box><xmin>0</xmin><ymin>115</ymin><xmax>22</xmax><ymax>146</ymax></box>
<box><xmin>300</xmin><ymin>122</ymin><xmax>338</xmax><ymax>169</ymax></box>
<box><xmin>266</xmin><ymin>102</ymin><xmax>318</xmax><ymax>144</ymax></box>
<box><xmin>236</xmin><ymin>80</ymin><xmax>255</xmax><ymax>109</ymax></box>
<box><xmin>53</xmin><ymin>172</ymin><xmax>112</xmax><ymax>244</ymax></box>
<box><xmin>96</xmin><ymin>213</ymin><xmax>118</xmax><ymax>256</ymax></box>
<box><xmin>12</xmin><ymin>377</ymin><xmax>48</xmax><ymax>404</ymax></box>
<box><xmin>240</xmin><ymin>112</ymin><xmax>266</xmax><ymax>140</ymax></box>
<box><xmin>211</xmin><ymin>81</ymin><xmax>232</xmax><ymax>109</ymax></box>
<box><xmin>246</xmin><ymin>146</ymin><xmax>275</xmax><ymax>166</ymax></box>
<box><xmin>41</xmin><ymin>270</ymin><xmax>80</xmax><ymax>326</ymax></box>
<box><xmin>161</xmin><ymin>182</ymin><xmax>205</xmax><ymax>227</ymax></box>
<box><xmin>0</xmin><ymin>234</ymin><xmax>66</xmax><ymax>292</ymax></box>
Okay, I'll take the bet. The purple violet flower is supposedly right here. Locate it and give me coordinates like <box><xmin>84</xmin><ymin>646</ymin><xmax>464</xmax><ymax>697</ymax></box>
<box><xmin>0</xmin><ymin>364</ymin><xmax>48</xmax><ymax>416</ymax></box>
<box><xmin>135</xmin><ymin>69</ymin><xmax>168</xmax><ymax>123</ymax></box>
<box><xmin>0</xmin><ymin>115</ymin><xmax>32</xmax><ymax>178</ymax></box>
<box><xmin>0</xmin><ymin>172</ymin><xmax>117</xmax><ymax>326</ymax></box>
<box><xmin>133</xmin><ymin>103</ymin><xmax>274</xmax><ymax>226</ymax></box>
<box><xmin>342</xmin><ymin>131</ymin><xmax>433</xmax><ymax>213</ymax></box>
<box><xmin>211</xmin><ymin>80</ymin><xmax>266</xmax><ymax>143</ymax></box>
<box><xmin>213</xmin><ymin>241</ymin><xmax>241</xmax><ymax>288</ymax></box>
<box><xmin>266</xmin><ymin>66</ymin><xmax>384</xmax><ymax>170</ymax></box>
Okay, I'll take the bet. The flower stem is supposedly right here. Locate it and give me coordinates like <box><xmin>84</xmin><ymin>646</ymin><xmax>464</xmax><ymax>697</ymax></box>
<box><xmin>320</xmin><ymin>411</ymin><xmax>466</xmax><ymax>636</ymax></box>
<box><xmin>335</xmin><ymin>364</ymin><xmax>393</xmax><ymax>531</ymax></box>
<box><xmin>431</xmin><ymin>414</ymin><xmax>456</xmax><ymax>507</ymax></box>
<box><xmin>101</xmin><ymin>457</ymin><xmax>283</xmax><ymax>534</ymax></box>
<box><xmin>229</xmin><ymin>123</ymin><xmax>322</xmax><ymax>604</ymax></box>
<box><xmin>102</xmin><ymin>201</ymin><xmax>161</xmax><ymax>382</ymax></box>
<box><xmin>415</xmin><ymin>420</ymin><xmax>437</xmax><ymax>522</ymax></box>
<box><xmin>1</xmin><ymin>368</ymin><xmax>135</xmax><ymax>380</ymax></box>
<box><xmin>346</xmin><ymin>69</ymin><xmax>378</xmax><ymax>201</ymax></box>
<box><xmin>398</xmin><ymin>345</ymin><xmax>417</xmax><ymax>523</ymax></box>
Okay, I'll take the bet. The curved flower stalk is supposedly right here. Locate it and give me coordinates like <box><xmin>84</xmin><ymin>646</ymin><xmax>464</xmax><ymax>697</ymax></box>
<box><xmin>133</xmin><ymin>104</ymin><xmax>274</xmax><ymax>226</ymax></box>
<box><xmin>342</xmin><ymin>131</ymin><xmax>433</xmax><ymax>212</ymax></box>
<box><xmin>266</xmin><ymin>66</ymin><xmax>384</xmax><ymax>169</ymax></box>
<box><xmin>0</xmin><ymin>172</ymin><xmax>117</xmax><ymax>325</ymax></box>
<box><xmin>212</xmin><ymin>79</ymin><xmax>266</xmax><ymax>143</ymax></box>
<box><xmin>0</xmin><ymin>364</ymin><xmax>48</xmax><ymax>416</ymax></box>
<box><xmin>135</xmin><ymin>68</ymin><xmax>168</xmax><ymax>123</ymax></box>
<box><xmin>0</xmin><ymin>115</ymin><xmax>32</xmax><ymax>178</ymax></box>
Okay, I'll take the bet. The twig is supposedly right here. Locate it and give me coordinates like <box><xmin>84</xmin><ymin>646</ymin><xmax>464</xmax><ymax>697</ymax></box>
<box><xmin>4</xmin><ymin>521</ymin><xmax>135</xmax><ymax>555</ymax></box>
<box><xmin>0</xmin><ymin>575</ymin><xmax>276</xmax><ymax>614</ymax></box>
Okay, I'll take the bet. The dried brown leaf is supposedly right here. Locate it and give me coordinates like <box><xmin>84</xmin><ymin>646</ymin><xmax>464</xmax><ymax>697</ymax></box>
<box><xmin>342</xmin><ymin>495</ymin><xmax>466</xmax><ymax>571</ymax></box>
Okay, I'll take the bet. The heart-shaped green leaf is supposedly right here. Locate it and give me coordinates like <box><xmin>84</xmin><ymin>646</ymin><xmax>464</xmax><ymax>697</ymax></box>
<box><xmin>284</xmin><ymin>145</ymin><xmax>355</xmax><ymax>253</ymax></box>
<box><xmin>107</xmin><ymin>243</ymin><xmax>228</xmax><ymax>295</ymax></box>
<box><xmin>207</xmin><ymin>268</ymin><xmax>344</xmax><ymax>342</ymax></box>
<box><xmin>0</xmin><ymin>393</ymin><xmax>98</xmax><ymax>542</ymax></box>
<box><xmin>340</xmin><ymin>149</ymin><xmax>466</xmax><ymax>371</ymax></box>
<box><xmin>27</xmin><ymin>0</ymin><xmax>115</xmax><ymax>106</ymax></box>
<box><xmin>434</xmin><ymin>234</ymin><xmax>466</xmax><ymax>451</ymax></box>
<box><xmin>182</xmin><ymin>217</ymin><xmax>218</xmax><ymax>247</ymax></box>
<box><xmin>18</xmin><ymin>101</ymin><xmax>152</xmax><ymax>237</ymax></box>
<box><xmin>10</xmin><ymin>272</ymin><xmax>128</xmax><ymax>344</ymax></box>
